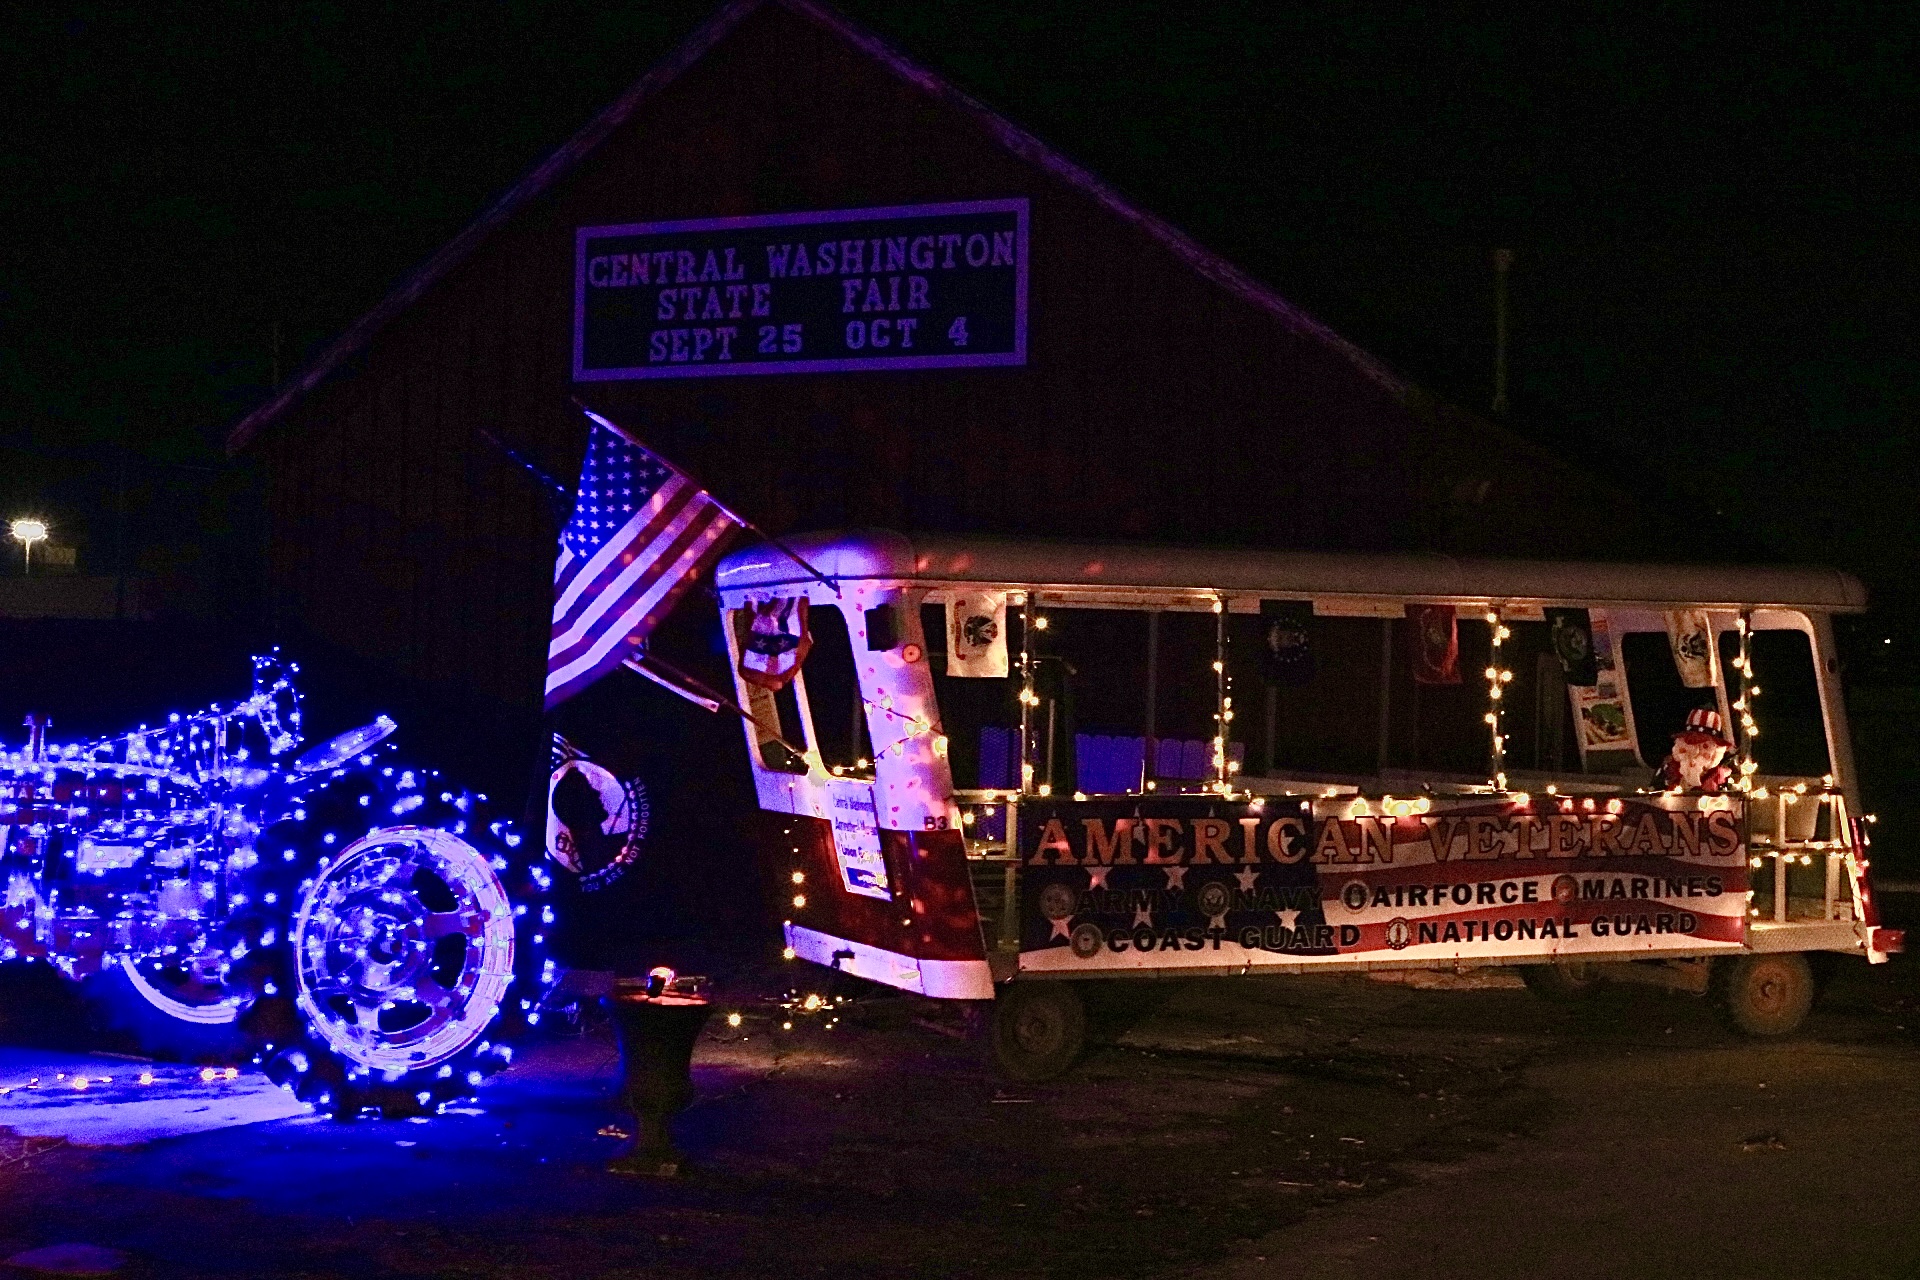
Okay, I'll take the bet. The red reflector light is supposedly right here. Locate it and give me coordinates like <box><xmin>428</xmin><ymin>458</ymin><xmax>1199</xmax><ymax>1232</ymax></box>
<box><xmin>1870</xmin><ymin>927</ymin><xmax>1905</xmax><ymax>954</ymax></box>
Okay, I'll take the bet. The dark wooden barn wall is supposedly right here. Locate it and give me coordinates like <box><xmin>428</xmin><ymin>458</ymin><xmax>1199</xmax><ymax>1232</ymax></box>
<box><xmin>257</xmin><ymin>4</ymin><xmax>1616</xmax><ymax>725</ymax></box>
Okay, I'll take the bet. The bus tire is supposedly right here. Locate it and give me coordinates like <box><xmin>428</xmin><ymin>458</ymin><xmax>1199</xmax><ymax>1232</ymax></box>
<box><xmin>1519</xmin><ymin>960</ymin><xmax>1605</xmax><ymax>1002</ymax></box>
<box><xmin>989</xmin><ymin>982</ymin><xmax>1086</xmax><ymax>1083</ymax></box>
<box><xmin>1717</xmin><ymin>953</ymin><xmax>1814</xmax><ymax>1038</ymax></box>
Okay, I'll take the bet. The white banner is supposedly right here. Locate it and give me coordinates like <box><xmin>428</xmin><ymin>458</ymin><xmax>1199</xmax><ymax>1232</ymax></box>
<box><xmin>824</xmin><ymin>777</ymin><xmax>890</xmax><ymax>900</ymax></box>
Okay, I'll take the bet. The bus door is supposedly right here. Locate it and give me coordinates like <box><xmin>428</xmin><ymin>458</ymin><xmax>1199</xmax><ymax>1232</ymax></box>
<box><xmin>724</xmin><ymin>585</ymin><xmax>993</xmax><ymax>999</ymax></box>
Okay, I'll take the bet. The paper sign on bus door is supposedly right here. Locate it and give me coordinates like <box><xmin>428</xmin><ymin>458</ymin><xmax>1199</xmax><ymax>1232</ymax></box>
<box><xmin>825</xmin><ymin>778</ymin><xmax>891</xmax><ymax>900</ymax></box>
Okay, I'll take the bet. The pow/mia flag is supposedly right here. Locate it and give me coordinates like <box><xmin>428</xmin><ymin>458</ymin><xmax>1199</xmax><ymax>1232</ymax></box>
<box><xmin>546</xmin><ymin>734</ymin><xmax>650</xmax><ymax>892</ymax></box>
<box><xmin>1407</xmin><ymin>604</ymin><xmax>1461</xmax><ymax>685</ymax></box>
<box><xmin>1545</xmin><ymin>607</ymin><xmax>1599</xmax><ymax>687</ymax></box>
<box><xmin>946</xmin><ymin>591</ymin><xmax>1008</xmax><ymax>678</ymax></box>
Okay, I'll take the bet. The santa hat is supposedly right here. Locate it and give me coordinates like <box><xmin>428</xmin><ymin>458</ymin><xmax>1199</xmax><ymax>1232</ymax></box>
<box><xmin>1683</xmin><ymin>707</ymin><xmax>1730</xmax><ymax>743</ymax></box>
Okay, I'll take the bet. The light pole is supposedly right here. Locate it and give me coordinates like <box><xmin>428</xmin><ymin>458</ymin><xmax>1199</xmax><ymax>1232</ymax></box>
<box><xmin>9</xmin><ymin>518</ymin><xmax>49</xmax><ymax>575</ymax></box>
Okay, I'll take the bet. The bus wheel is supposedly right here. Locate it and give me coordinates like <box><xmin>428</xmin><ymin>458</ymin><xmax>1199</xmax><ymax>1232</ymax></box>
<box><xmin>1519</xmin><ymin>961</ymin><xmax>1605</xmax><ymax>1002</ymax></box>
<box><xmin>1717</xmin><ymin>953</ymin><xmax>1814</xmax><ymax>1038</ymax></box>
<box><xmin>989</xmin><ymin>983</ymin><xmax>1086</xmax><ymax>1083</ymax></box>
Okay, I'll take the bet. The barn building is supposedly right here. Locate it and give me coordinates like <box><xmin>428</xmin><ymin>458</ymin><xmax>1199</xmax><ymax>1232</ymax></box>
<box><xmin>227</xmin><ymin>0</ymin><xmax>1633</xmax><ymax>859</ymax></box>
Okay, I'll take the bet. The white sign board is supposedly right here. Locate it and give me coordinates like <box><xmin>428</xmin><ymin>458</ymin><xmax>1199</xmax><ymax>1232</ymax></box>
<box><xmin>825</xmin><ymin>778</ymin><xmax>890</xmax><ymax>900</ymax></box>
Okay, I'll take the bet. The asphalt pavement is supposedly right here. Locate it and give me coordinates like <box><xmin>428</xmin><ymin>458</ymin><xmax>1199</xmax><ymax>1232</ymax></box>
<box><xmin>0</xmin><ymin>938</ymin><xmax>1916</xmax><ymax>1280</ymax></box>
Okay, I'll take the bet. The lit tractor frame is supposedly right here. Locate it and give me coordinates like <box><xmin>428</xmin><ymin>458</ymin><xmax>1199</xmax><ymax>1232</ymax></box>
<box><xmin>0</xmin><ymin>654</ymin><xmax>556</xmax><ymax>1116</ymax></box>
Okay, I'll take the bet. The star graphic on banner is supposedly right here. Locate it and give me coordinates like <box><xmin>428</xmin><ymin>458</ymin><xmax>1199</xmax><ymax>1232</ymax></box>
<box><xmin>1086</xmin><ymin>865</ymin><xmax>1111</xmax><ymax>889</ymax></box>
<box><xmin>1133</xmin><ymin>906</ymin><xmax>1154</xmax><ymax>929</ymax></box>
<box><xmin>1275</xmin><ymin>908</ymin><xmax>1300</xmax><ymax>931</ymax></box>
<box><xmin>1050</xmin><ymin>916</ymin><xmax>1073</xmax><ymax>940</ymax></box>
<box><xmin>1162</xmin><ymin>866</ymin><xmax>1188</xmax><ymax>890</ymax></box>
<box><xmin>1234</xmin><ymin>867</ymin><xmax>1260</xmax><ymax>893</ymax></box>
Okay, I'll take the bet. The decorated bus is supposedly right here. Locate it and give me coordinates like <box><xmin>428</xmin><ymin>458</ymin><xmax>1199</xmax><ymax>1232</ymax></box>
<box><xmin>710</xmin><ymin>530</ymin><xmax>1898</xmax><ymax>1079</ymax></box>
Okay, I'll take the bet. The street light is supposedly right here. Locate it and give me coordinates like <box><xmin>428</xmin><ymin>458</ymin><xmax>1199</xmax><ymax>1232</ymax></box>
<box><xmin>9</xmin><ymin>518</ymin><xmax>49</xmax><ymax>575</ymax></box>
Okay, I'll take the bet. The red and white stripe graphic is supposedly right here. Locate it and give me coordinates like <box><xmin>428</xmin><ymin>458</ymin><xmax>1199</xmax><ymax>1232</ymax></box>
<box><xmin>1311</xmin><ymin>797</ymin><xmax>1748</xmax><ymax>959</ymax></box>
<box><xmin>544</xmin><ymin>423</ymin><xmax>740</xmax><ymax>709</ymax></box>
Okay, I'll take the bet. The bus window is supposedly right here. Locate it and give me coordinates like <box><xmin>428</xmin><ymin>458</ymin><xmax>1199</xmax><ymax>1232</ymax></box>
<box><xmin>729</xmin><ymin>605</ymin><xmax>811</xmax><ymax>774</ymax></box>
<box><xmin>768</xmin><ymin>686</ymin><xmax>809</xmax><ymax>770</ymax></box>
<box><xmin>1384</xmin><ymin>614</ymin><xmax>1495</xmax><ymax>777</ymax></box>
<box><xmin>1718</xmin><ymin>628</ymin><xmax>1831</xmax><ymax>777</ymax></box>
<box><xmin>921</xmin><ymin>602</ymin><xmax>1022</xmax><ymax>790</ymax></box>
<box><xmin>1499</xmin><ymin>620</ymin><xmax>1584</xmax><ymax>774</ymax></box>
<box><xmin>1032</xmin><ymin>607</ymin><xmax>1153</xmax><ymax>793</ymax></box>
<box><xmin>1621</xmin><ymin>631</ymin><xmax>1715</xmax><ymax>767</ymax></box>
<box><xmin>921</xmin><ymin>602</ymin><xmax>1172</xmax><ymax>794</ymax></box>
<box><xmin>803</xmin><ymin>604</ymin><xmax>872</xmax><ymax>771</ymax></box>
<box><xmin>1227</xmin><ymin>613</ymin><xmax>1384</xmax><ymax>778</ymax></box>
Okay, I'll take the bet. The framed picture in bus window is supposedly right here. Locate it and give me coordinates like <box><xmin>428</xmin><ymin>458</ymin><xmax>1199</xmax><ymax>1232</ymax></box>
<box><xmin>1570</xmin><ymin>610</ymin><xmax>1639</xmax><ymax>762</ymax></box>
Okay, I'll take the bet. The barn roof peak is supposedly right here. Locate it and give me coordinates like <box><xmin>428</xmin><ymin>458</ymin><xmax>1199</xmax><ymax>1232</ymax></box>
<box><xmin>228</xmin><ymin>0</ymin><xmax>1419</xmax><ymax>454</ymax></box>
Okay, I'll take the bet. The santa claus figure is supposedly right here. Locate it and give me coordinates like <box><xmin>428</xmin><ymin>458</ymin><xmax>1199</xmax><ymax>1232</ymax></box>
<box><xmin>1655</xmin><ymin>707</ymin><xmax>1734</xmax><ymax>793</ymax></box>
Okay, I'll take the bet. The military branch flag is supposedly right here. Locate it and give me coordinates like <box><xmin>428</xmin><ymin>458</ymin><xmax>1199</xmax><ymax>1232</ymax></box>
<box><xmin>544</xmin><ymin>416</ymin><xmax>741</xmax><ymax>709</ymax></box>
<box><xmin>1407</xmin><ymin>603</ymin><xmax>1461</xmax><ymax>685</ymax></box>
<box><xmin>1665</xmin><ymin>609</ymin><xmax>1719</xmax><ymax>689</ymax></box>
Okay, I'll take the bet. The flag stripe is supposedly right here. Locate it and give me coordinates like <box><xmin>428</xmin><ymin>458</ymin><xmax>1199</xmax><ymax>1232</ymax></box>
<box><xmin>635</xmin><ymin>526</ymin><xmax>734</xmax><ymax>635</ymax></box>
<box><xmin>1333</xmin><ymin>893</ymin><xmax>1747</xmax><ymax>930</ymax></box>
<box><xmin>544</xmin><ymin>522</ymin><xmax>728</xmax><ymax>706</ymax></box>
<box><xmin>544</xmin><ymin>420</ymin><xmax>740</xmax><ymax>708</ymax></box>
<box><xmin>552</xmin><ymin>476</ymin><xmax>694</xmax><ymax>630</ymax></box>
<box><xmin>551</xmin><ymin>505</ymin><xmax>733</xmax><ymax>679</ymax></box>
<box><xmin>549</xmin><ymin>485</ymin><xmax>705</xmax><ymax>654</ymax></box>
<box><xmin>548</xmin><ymin>494</ymin><xmax>717</xmax><ymax>665</ymax></box>
<box><xmin>545</xmin><ymin>508</ymin><xmax>738</xmax><ymax>699</ymax></box>
<box><xmin>552</xmin><ymin>475</ymin><xmax>693</xmax><ymax>627</ymax></box>
<box><xmin>551</xmin><ymin>491</ymin><xmax>707</xmax><ymax>650</ymax></box>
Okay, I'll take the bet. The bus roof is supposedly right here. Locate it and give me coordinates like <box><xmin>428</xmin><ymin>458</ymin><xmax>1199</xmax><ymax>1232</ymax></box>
<box><xmin>715</xmin><ymin>529</ymin><xmax>1868</xmax><ymax>612</ymax></box>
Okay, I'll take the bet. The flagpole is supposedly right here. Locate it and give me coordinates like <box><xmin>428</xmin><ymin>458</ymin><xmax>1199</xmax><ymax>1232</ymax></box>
<box><xmin>473</xmin><ymin>425</ymin><xmax>573</xmax><ymax>523</ymax></box>
<box><xmin>620</xmin><ymin>653</ymin><xmax>810</xmax><ymax>761</ymax></box>
<box><xmin>571</xmin><ymin>398</ymin><xmax>841</xmax><ymax>597</ymax></box>
<box><xmin>473</xmin><ymin>426</ymin><xmax>566</xmax><ymax>500</ymax></box>
<box><xmin>621</xmin><ymin>655</ymin><xmax>721</xmax><ymax>713</ymax></box>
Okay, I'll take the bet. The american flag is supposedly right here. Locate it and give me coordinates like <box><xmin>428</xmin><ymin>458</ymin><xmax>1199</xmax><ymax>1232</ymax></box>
<box><xmin>545</xmin><ymin>420</ymin><xmax>740</xmax><ymax>709</ymax></box>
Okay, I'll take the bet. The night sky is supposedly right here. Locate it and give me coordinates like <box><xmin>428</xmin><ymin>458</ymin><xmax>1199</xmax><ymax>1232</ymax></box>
<box><xmin>3</xmin><ymin>2</ymin><xmax>1915</xmax><ymax>646</ymax></box>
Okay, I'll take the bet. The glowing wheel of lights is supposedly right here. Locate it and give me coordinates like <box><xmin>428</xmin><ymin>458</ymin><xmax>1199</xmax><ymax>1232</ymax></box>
<box><xmin>120</xmin><ymin>953</ymin><xmax>245</xmax><ymax>1026</ymax></box>
<box><xmin>291</xmin><ymin>826</ymin><xmax>515</xmax><ymax>1074</ymax></box>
